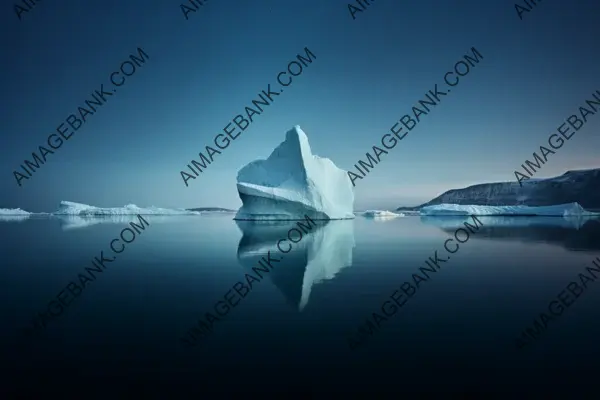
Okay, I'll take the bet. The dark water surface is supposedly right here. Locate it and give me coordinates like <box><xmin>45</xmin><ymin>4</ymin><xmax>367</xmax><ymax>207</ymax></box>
<box><xmin>2</xmin><ymin>214</ymin><xmax>600</xmax><ymax>397</ymax></box>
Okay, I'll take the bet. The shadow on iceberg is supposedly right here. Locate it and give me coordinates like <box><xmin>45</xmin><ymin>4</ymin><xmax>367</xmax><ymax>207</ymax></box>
<box><xmin>420</xmin><ymin>215</ymin><xmax>600</xmax><ymax>251</ymax></box>
<box><xmin>235</xmin><ymin>219</ymin><xmax>355</xmax><ymax>311</ymax></box>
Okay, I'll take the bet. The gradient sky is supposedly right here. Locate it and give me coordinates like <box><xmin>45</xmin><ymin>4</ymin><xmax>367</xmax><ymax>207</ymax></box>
<box><xmin>1</xmin><ymin>0</ymin><xmax>599</xmax><ymax>212</ymax></box>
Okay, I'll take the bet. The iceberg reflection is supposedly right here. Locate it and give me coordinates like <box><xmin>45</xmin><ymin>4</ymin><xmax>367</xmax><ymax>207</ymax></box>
<box><xmin>235</xmin><ymin>219</ymin><xmax>355</xmax><ymax>311</ymax></box>
<box><xmin>420</xmin><ymin>215</ymin><xmax>600</xmax><ymax>251</ymax></box>
<box><xmin>54</xmin><ymin>215</ymin><xmax>185</xmax><ymax>230</ymax></box>
<box><xmin>0</xmin><ymin>215</ymin><xmax>30</xmax><ymax>223</ymax></box>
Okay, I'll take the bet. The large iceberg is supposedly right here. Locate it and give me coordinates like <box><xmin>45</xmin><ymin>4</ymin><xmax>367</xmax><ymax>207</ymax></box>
<box><xmin>52</xmin><ymin>201</ymin><xmax>202</xmax><ymax>216</ymax></box>
<box><xmin>234</xmin><ymin>126</ymin><xmax>355</xmax><ymax>220</ymax></box>
<box><xmin>420</xmin><ymin>202</ymin><xmax>598</xmax><ymax>217</ymax></box>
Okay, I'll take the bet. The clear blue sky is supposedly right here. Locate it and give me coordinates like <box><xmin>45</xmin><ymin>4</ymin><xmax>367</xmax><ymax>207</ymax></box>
<box><xmin>1</xmin><ymin>0</ymin><xmax>599</xmax><ymax>212</ymax></box>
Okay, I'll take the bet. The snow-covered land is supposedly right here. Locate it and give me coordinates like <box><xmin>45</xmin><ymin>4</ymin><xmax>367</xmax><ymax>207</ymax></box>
<box><xmin>420</xmin><ymin>202</ymin><xmax>597</xmax><ymax>217</ymax></box>
<box><xmin>362</xmin><ymin>210</ymin><xmax>405</xmax><ymax>219</ymax></box>
<box><xmin>52</xmin><ymin>201</ymin><xmax>202</xmax><ymax>216</ymax></box>
<box><xmin>235</xmin><ymin>126</ymin><xmax>355</xmax><ymax>220</ymax></box>
<box><xmin>403</xmin><ymin>168</ymin><xmax>600</xmax><ymax>210</ymax></box>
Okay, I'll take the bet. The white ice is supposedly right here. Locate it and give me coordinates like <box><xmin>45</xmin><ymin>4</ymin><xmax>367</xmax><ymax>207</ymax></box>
<box><xmin>362</xmin><ymin>210</ymin><xmax>405</xmax><ymax>219</ymax></box>
<box><xmin>235</xmin><ymin>126</ymin><xmax>355</xmax><ymax>220</ymax></box>
<box><xmin>52</xmin><ymin>201</ymin><xmax>202</xmax><ymax>216</ymax></box>
<box><xmin>0</xmin><ymin>208</ymin><xmax>31</xmax><ymax>215</ymax></box>
<box><xmin>420</xmin><ymin>202</ymin><xmax>598</xmax><ymax>217</ymax></box>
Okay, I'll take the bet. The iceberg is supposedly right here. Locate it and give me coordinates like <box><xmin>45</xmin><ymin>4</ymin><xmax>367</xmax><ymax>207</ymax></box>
<box><xmin>52</xmin><ymin>201</ymin><xmax>202</xmax><ymax>216</ymax></box>
<box><xmin>234</xmin><ymin>126</ymin><xmax>355</xmax><ymax>221</ymax></box>
<box><xmin>362</xmin><ymin>210</ymin><xmax>405</xmax><ymax>219</ymax></box>
<box><xmin>0</xmin><ymin>202</ymin><xmax>221</xmax><ymax>226</ymax></box>
<box><xmin>0</xmin><ymin>208</ymin><xmax>32</xmax><ymax>222</ymax></box>
<box><xmin>0</xmin><ymin>208</ymin><xmax>31</xmax><ymax>216</ymax></box>
<box><xmin>420</xmin><ymin>202</ymin><xmax>598</xmax><ymax>217</ymax></box>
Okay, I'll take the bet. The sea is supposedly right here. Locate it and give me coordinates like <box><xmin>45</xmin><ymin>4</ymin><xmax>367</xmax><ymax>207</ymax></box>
<box><xmin>2</xmin><ymin>213</ymin><xmax>600</xmax><ymax>397</ymax></box>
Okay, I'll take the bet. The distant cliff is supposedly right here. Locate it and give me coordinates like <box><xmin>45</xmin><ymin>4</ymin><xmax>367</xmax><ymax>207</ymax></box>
<box><xmin>397</xmin><ymin>169</ymin><xmax>600</xmax><ymax>210</ymax></box>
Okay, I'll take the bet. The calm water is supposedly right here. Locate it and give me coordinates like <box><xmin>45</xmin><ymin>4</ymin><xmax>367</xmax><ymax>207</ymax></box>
<box><xmin>2</xmin><ymin>213</ymin><xmax>600</xmax><ymax>397</ymax></box>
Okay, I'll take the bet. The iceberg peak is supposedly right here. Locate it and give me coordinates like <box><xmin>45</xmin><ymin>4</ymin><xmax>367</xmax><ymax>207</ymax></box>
<box><xmin>235</xmin><ymin>125</ymin><xmax>355</xmax><ymax>220</ymax></box>
<box><xmin>285</xmin><ymin>125</ymin><xmax>313</xmax><ymax>161</ymax></box>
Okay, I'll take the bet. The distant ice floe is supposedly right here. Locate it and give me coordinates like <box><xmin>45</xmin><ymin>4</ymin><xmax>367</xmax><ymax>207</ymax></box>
<box><xmin>52</xmin><ymin>201</ymin><xmax>202</xmax><ymax>216</ymax></box>
<box><xmin>0</xmin><ymin>208</ymin><xmax>32</xmax><ymax>222</ymax></box>
<box><xmin>0</xmin><ymin>201</ymin><xmax>204</xmax><ymax>223</ymax></box>
<box><xmin>362</xmin><ymin>210</ymin><xmax>405</xmax><ymax>219</ymax></box>
<box><xmin>0</xmin><ymin>208</ymin><xmax>31</xmax><ymax>216</ymax></box>
<box><xmin>419</xmin><ymin>202</ymin><xmax>598</xmax><ymax>217</ymax></box>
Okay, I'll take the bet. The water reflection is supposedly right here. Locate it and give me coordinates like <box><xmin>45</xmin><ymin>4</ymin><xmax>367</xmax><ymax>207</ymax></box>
<box><xmin>0</xmin><ymin>215</ymin><xmax>30</xmax><ymax>223</ymax></box>
<box><xmin>235</xmin><ymin>219</ymin><xmax>356</xmax><ymax>311</ymax></box>
<box><xmin>420</xmin><ymin>215</ymin><xmax>600</xmax><ymax>251</ymax></box>
<box><xmin>0</xmin><ymin>214</ymin><xmax>204</xmax><ymax>229</ymax></box>
<box><xmin>52</xmin><ymin>215</ymin><xmax>201</xmax><ymax>230</ymax></box>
